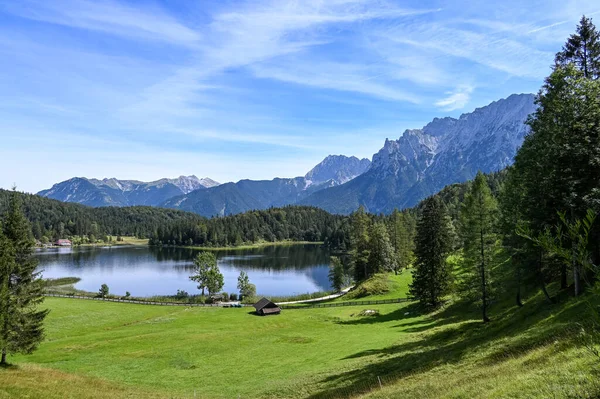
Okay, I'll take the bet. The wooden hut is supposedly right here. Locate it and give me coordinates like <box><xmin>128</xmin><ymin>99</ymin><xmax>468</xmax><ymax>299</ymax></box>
<box><xmin>253</xmin><ymin>298</ymin><xmax>281</xmax><ymax>316</ymax></box>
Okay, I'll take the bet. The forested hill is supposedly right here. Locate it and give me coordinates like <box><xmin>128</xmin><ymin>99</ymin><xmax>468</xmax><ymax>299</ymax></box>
<box><xmin>0</xmin><ymin>190</ymin><xmax>350</xmax><ymax>250</ymax></box>
<box><xmin>0</xmin><ymin>189</ymin><xmax>204</xmax><ymax>241</ymax></box>
<box><xmin>150</xmin><ymin>206</ymin><xmax>350</xmax><ymax>249</ymax></box>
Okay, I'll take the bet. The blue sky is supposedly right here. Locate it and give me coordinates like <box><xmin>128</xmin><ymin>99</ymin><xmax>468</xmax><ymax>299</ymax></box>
<box><xmin>0</xmin><ymin>0</ymin><xmax>598</xmax><ymax>193</ymax></box>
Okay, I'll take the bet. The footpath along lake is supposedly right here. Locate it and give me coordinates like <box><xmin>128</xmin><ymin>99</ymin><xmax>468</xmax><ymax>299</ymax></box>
<box><xmin>35</xmin><ymin>244</ymin><xmax>332</xmax><ymax>297</ymax></box>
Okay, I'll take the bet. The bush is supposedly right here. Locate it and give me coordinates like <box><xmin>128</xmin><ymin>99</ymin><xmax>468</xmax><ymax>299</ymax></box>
<box><xmin>345</xmin><ymin>274</ymin><xmax>390</xmax><ymax>299</ymax></box>
<box><xmin>175</xmin><ymin>289</ymin><xmax>189</xmax><ymax>300</ymax></box>
<box><xmin>230</xmin><ymin>293</ymin><xmax>238</xmax><ymax>301</ymax></box>
<box><xmin>98</xmin><ymin>284</ymin><xmax>109</xmax><ymax>298</ymax></box>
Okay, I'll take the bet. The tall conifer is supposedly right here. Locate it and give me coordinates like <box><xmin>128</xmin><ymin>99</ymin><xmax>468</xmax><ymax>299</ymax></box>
<box><xmin>410</xmin><ymin>196</ymin><xmax>452</xmax><ymax>308</ymax></box>
<box><xmin>461</xmin><ymin>172</ymin><xmax>498</xmax><ymax>323</ymax></box>
<box><xmin>0</xmin><ymin>190</ymin><xmax>48</xmax><ymax>365</ymax></box>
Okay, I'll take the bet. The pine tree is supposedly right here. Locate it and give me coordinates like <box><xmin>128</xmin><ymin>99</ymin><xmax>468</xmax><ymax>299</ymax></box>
<box><xmin>328</xmin><ymin>257</ymin><xmax>345</xmax><ymax>292</ymax></box>
<box><xmin>410</xmin><ymin>196</ymin><xmax>452</xmax><ymax>308</ymax></box>
<box><xmin>388</xmin><ymin>210</ymin><xmax>415</xmax><ymax>274</ymax></box>
<box><xmin>0</xmin><ymin>190</ymin><xmax>48</xmax><ymax>365</ymax></box>
<box><xmin>350</xmin><ymin>206</ymin><xmax>371</xmax><ymax>282</ymax></box>
<box><xmin>367</xmin><ymin>222</ymin><xmax>395</xmax><ymax>276</ymax></box>
<box><xmin>460</xmin><ymin>172</ymin><xmax>498</xmax><ymax>323</ymax></box>
<box><xmin>509</xmin><ymin>63</ymin><xmax>600</xmax><ymax>295</ymax></box>
<box><xmin>556</xmin><ymin>16</ymin><xmax>600</xmax><ymax>79</ymax></box>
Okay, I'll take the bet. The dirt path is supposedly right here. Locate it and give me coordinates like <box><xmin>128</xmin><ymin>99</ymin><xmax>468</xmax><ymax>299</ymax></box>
<box><xmin>276</xmin><ymin>286</ymin><xmax>353</xmax><ymax>305</ymax></box>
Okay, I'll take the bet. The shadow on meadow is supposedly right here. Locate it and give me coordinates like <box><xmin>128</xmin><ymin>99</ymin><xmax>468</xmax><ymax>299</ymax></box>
<box><xmin>309</xmin><ymin>291</ymin><xmax>590</xmax><ymax>399</ymax></box>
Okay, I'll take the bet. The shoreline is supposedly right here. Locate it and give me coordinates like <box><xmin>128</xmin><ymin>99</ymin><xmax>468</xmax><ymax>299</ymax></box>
<box><xmin>175</xmin><ymin>240</ymin><xmax>324</xmax><ymax>251</ymax></box>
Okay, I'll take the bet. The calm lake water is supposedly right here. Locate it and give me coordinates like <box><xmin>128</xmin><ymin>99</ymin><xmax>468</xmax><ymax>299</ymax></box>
<box><xmin>35</xmin><ymin>244</ymin><xmax>332</xmax><ymax>297</ymax></box>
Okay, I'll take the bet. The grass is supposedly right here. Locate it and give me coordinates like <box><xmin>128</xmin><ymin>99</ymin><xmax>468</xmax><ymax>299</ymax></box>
<box><xmin>342</xmin><ymin>272</ymin><xmax>412</xmax><ymax>301</ymax></box>
<box><xmin>44</xmin><ymin>277</ymin><xmax>82</xmax><ymax>287</ymax></box>
<box><xmin>94</xmin><ymin>236</ymin><xmax>149</xmax><ymax>246</ymax></box>
<box><xmin>3</xmin><ymin>270</ymin><xmax>600</xmax><ymax>398</ymax></box>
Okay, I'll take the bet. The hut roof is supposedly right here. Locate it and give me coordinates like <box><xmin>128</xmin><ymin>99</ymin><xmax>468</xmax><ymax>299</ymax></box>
<box><xmin>253</xmin><ymin>297</ymin><xmax>275</xmax><ymax>311</ymax></box>
<box><xmin>261</xmin><ymin>307</ymin><xmax>281</xmax><ymax>315</ymax></box>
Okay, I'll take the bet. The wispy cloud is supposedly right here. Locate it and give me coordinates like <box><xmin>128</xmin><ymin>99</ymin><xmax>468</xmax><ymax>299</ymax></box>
<box><xmin>1</xmin><ymin>0</ymin><xmax>597</xmax><ymax>191</ymax></box>
<box><xmin>1</xmin><ymin>0</ymin><xmax>201</xmax><ymax>46</ymax></box>
<box><xmin>435</xmin><ymin>85</ymin><xmax>474</xmax><ymax>111</ymax></box>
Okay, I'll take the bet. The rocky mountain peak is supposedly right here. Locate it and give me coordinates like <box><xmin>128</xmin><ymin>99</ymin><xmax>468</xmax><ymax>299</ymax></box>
<box><xmin>305</xmin><ymin>155</ymin><xmax>371</xmax><ymax>186</ymax></box>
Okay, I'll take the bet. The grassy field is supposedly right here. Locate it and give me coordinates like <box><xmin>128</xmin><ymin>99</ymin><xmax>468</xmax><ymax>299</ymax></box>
<box><xmin>2</xmin><ymin>273</ymin><xmax>599</xmax><ymax>398</ymax></box>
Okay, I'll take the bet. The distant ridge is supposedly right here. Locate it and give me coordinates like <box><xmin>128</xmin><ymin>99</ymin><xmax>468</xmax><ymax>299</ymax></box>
<box><xmin>38</xmin><ymin>175</ymin><xmax>220</xmax><ymax>207</ymax></box>
<box><xmin>160</xmin><ymin>155</ymin><xmax>371</xmax><ymax>216</ymax></box>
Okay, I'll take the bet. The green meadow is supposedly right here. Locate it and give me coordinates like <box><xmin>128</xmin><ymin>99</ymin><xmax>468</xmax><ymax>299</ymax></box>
<box><xmin>1</xmin><ymin>272</ymin><xmax>598</xmax><ymax>399</ymax></box>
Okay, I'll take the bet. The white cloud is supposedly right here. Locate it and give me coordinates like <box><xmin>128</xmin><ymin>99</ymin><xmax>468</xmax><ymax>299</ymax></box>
<box><xmin>1</xmin><ymin>0</ymin><xmax>201</xmax><ymax>47</ymax></box>
<box><xmin>435</xmin><ymin>85</ymin><xmax>474</xmax><ymax>111</ymax></box>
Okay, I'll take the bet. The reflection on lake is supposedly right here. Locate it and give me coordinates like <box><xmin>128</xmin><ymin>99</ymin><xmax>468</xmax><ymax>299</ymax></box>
<box><xmin>35</xmin><ymin>244</ymin><xmax>332</xmax><ymax>297</ymax></box>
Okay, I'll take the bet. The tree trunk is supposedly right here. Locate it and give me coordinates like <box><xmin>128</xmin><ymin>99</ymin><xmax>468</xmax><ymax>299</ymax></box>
<box><xmin>516</xmin><ymin>262</ymin><xmax>523</xmax><ymax>307</ymax></box>
<box><xmin>560</xmin><ymin>264</ymin><xmax>567</xmax><ymax>290</ymax></box>
<box><xmin>574</xmin><ymin>263</ymin><xmax>581</xmax><ymax>296</ymax></box>
<box><xmin>480</xmin><ymin>228</ymin><xmax>490</xmax><ymax>323</ymax></box>
<box><xmin>1</xmin><ymin>349</ymin><xmax>6</xmax><ymax>365</ymax></box>
<box><xmin>538</xmin><ymin>251</ymin><xmax>554</xmax><ymax>304</ymax></box>
<box><xmin>571</xmin><ymin>206</ymin><xmax>581</xmax><ymax>296</ymax></box>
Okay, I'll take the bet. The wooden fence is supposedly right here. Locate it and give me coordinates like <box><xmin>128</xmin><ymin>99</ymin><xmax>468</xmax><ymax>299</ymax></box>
<box><xmin>43</xmin><ymin>293</ymin><xmax>253</xmax><ymax>307</ymax></box>
<box><xmin>44</xmin><ymin>293</ymin><xmax>409</xmax><ymax>309</ymax></box>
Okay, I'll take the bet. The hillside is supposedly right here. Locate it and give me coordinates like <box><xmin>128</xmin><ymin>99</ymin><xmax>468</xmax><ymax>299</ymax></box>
<box><xmin>0</xmin><ymin>189</ymin><xmax>204</xmax><ymax>240</ymax></box>
<box><xmin>2</xmin><ymin>274</ymin><xmax>597</xmax><ymax>398</ymax></box>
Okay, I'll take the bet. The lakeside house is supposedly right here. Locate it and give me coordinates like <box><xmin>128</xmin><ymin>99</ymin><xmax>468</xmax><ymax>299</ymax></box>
<box><xmin>253</xmin><ymin>298</ymin><xmax>281</xmax><ymax>316</ymax></box>
<box><xmin>210</xmin><ymin>294</ymin><xmax>224</xmax><ymax>303</ymax></box>
<box><xmin>56</xmin><ymin>239</ymin><xmax>72</xmax><ymax>247</ymax></box>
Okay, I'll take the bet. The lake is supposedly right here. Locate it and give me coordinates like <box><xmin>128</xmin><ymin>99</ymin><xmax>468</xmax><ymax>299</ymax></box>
<box><xmin>35</xmin><ymin>244</ymin><xmax>332</xmax><ymax>297</ymax></box>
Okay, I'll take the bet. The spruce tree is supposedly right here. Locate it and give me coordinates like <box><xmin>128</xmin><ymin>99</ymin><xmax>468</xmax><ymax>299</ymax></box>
<box><xmin>388</xmin><ymin>210</ymin><xmax>415</xmax><ymax>275</ymax></box>
<box><xmin>410</xmin><ymin>196</ymin><xmax>452</xmax><ymax>308</ymax></box>
<box><xmin>328</xmin><ymin>257</ymin><xmax>345</xmax><ymax>292</ymax></box>
<box><xmin>460</xmin><ymin>172</ymin><xmax>498</xmax><ymax>323</ymax></box>
<box><xmin>510</xmin><ymin>63</ymin><xmax>600</xmax><ymax>295</ymax></box>
<box><xmin>556</xmin><ymin>16</ymin><xmax>600</xmax><ymax>79</ymax></box>
<box><xmin>0</xmin><ymin>190</ymin><xmax>48</xmax><ymax>365</ymax></box>
<box><xmin>350</xmin><ymin>206</ymin><xmax>371</xmax><ymax>282</ymax></box>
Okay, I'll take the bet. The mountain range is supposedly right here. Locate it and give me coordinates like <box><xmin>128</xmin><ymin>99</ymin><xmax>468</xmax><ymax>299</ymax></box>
<box><xmin>37</xmin><ymin>93</ymin><xmax>536</xmax><ymax>216</ymax></box>
<box><xmin>38</xmin><ymin>176</ymin><xmax>219</xmax><ymax>207</ymax></box>
<box><xmin>159</xmin><ymin>155</ymin><xmax>371</xmax><ymax>216</ymax></box>
<box><xmin>301</xmin><ymin>93</ymin><xmax>536</xmax><ymax>213</ymax></box>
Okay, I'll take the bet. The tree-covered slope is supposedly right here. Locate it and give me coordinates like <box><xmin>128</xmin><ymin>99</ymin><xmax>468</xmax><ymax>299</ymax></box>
<box><xmin>0</xmin><ymin>189</ymin><xmax>204</xmax><ymax>240</ymax></box>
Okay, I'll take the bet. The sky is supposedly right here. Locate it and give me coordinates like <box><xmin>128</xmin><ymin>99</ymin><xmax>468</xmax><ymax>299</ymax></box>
<box><xmin>0</xmin><ymin>0</ymin><xmax>598</xmax><ymax>193</ymax></box>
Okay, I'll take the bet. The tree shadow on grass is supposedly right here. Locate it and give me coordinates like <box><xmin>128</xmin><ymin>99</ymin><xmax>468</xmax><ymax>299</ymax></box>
<box><xmin>308</xmin><ymin>293</ymin><xmax>588</xmax><ymax>399</ymax></box>
<box><xmin>336</xmin><ymin>301</ymin><xmax>471</xmax><ymax>336</ymax></box>
<box><xmin>335</xmin><ymin>302</ymin><xmax>424</xmax><ymax>327</ymax></box>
